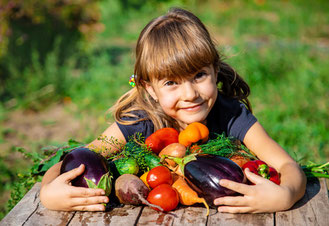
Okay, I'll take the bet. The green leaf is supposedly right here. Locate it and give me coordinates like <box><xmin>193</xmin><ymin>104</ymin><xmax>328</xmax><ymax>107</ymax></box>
<box><xmin>39</xmin><ymin>149</ymin><xmax>65</xmax><ymax>173</ymax></box>
<box><xmin>85</xmin><ymin>177</ymin><xmax>98</xmax><ymax>189</ymax></box>
<box><xmin>68</xmin><ymin>139</ymin><xmax>84</xmax><ymax>146</ymax></box>
<box><xmin>96</xmin><ymin>172</ymin><xmax>112</xmax><ymax>196</ymax></box>
<box><xmin>16</xmin><ymin>147</ymin><xmax>43</xmax><ymax>162</ymax></box>
<box><xmin>39</xmin><ymin>143</ymin><xmax>84</xmax><ymax>173</ymax></box>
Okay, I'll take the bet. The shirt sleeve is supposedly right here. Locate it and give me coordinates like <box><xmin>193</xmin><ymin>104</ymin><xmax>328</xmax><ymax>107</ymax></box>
<box><xmin>209</xmin><ymin>94</ymin><xmax>257</xmax><ymax>142</ymax></box>
<box><xmin>227</xmin><ymin>102</ymin><xmax>257</xmax><ymax>141</ymax></box>
<box><xmin>116</xmin><ymin>112</ymin><xmax>154</xmax><ymax>142</ymax></box>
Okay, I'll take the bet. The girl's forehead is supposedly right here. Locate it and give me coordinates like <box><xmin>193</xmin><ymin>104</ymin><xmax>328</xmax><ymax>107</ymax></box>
<box><xmin>150</xmin><ymin>65</ymin><xmax>214</xmax><ymax>82</ymax></box>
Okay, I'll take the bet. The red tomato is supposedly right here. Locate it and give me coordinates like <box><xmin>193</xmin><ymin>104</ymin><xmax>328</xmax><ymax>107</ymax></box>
<box><xmin>147</xmin><ymin>184</ymin><xmax>179</xmax><ymax>212</ymax></box>
<box><xmin>147</xmin><ymin>166</ymin><xmax>173</xmax><ymax>189</ymax></box>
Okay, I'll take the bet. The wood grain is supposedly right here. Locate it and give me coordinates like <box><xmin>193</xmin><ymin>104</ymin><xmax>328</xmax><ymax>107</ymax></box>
<box><xmin>68</xmin><ymin>205</ymin><xmax>142</xmax><ymax>226</ymax></box>
<box><xmin>0</xmin><ymin>183</ymin><xmax>41</xmax><ymax>226</ymax></box>
<box><xmin>23</xmin><ymin>196</ymin><xmax>75</xmax><ymax>226</ymax></box>
<box><xmin>137</xmin><ymin>206</ymin><xmax>208</xmax><ymax>226</ymax></box>
<box><xmin>276</xmin><ymin>178</ymin><xmax>329</xmax><ymax>226</ymax></box>
<box><xmin>1</xmin><ymin>179</ymin><xmax>328</xmax><ymax>226</ymax></box>
<box><xmin>208</xmin><ymin>212</ymin><xmax>274</xmax><ymax>226</ymax></box>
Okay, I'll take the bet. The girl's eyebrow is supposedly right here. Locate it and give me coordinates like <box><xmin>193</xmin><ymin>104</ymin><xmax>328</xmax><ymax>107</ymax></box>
<box><xmin>195</xmin><ymin>69</ymin><xmax>207</xmax><ymax>74</ymax></box>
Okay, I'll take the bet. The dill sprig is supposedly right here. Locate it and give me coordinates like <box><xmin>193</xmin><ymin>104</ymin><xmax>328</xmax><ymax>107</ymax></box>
<box><xmin>197</xmin><ymin>133</ymin><xmax>257</xmax><ymax>160</ymax></box>
<box><xmin>106</xmin><ymin>133</ymin><xmax>160</xmax><ymax>173</ymax></box>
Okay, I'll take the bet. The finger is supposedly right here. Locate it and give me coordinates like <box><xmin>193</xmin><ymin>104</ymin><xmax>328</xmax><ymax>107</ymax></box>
<box><xmin>69</xmin><ymin>187</ymin><xmax>106</xmax><ymax>197</ymax></box>
<box><xmin>217</xmin><ymin>205</ymin><xmax>254</xmax><ymax>214</ymax></box>
<box><xmin>61</xmin><ymin>164</ymin><xmax>85</xmax><ymax>183</ymax></box>
<box><xmin>71</xmin><ymin>204</ymin><xmax>106</xmax><ymax>212</ymax></box>
<box><xmin>213</xmin><ymin>196</ymin><xmax>246</xmax><ymax>206</ymax></box>
<box><xmin>244</xmin><ymin>168</ymin><xmax>267</xmax><ymax>185</ymax></box>
<box><xmin>219</xmin><ymin>179</ymin><xmax>251</xmax><ymax>195</ymax></box>
<box><xmin>71</xmin><ymin>196</ymin><xmax>109</xmax><ymax>207</ymax></box>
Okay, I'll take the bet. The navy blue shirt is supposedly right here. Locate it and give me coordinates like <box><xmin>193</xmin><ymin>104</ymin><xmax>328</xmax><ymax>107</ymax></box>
<box><xmin>116</xmin><ymin>94</ymin><xmax>257</xmax><ymax>142</ymax></box>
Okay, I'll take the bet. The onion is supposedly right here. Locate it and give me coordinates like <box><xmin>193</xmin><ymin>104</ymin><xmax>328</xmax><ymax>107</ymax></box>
<box><xmin>158</xmin><ymin>143</ymin><xmax>186</xmax><ymax>167</ymax></box>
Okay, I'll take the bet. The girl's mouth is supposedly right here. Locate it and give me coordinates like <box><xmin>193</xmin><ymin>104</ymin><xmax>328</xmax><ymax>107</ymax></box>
<box><xmin>181</xmin><ymin>103</ymin><xmax>203</xmax><ymax>112</ymax></box>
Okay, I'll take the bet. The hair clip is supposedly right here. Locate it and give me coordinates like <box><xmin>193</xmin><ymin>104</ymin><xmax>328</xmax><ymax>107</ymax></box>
<box><xmin>129</xmin><ymin>74</ymin><xmax>136</xmax><ymax>87</ymax></box>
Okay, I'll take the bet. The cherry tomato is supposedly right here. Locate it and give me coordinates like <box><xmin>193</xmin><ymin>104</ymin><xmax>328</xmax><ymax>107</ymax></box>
<box><xmin>147</xmin><ymin>166</ymin><xmax>173</xmax><ymax>189</ymax></box>
<box><xmin>147</xmin><ymin>184</ymin><xmax>179</xmax><ymax>212</ymax></box>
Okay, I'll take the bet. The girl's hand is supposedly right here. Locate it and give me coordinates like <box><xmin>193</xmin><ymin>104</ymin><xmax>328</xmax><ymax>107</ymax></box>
<box><xmin>213</xmin><ymin>168</ymin><xmax>294</xmax><ymax>213</ymax></box>
<box><xmin>40</xmin><ymin>164</ymin><xmax>109</xmax><ymax>211</ymax></box>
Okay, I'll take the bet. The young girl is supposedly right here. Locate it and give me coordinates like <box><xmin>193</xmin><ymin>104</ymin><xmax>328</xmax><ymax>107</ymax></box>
<box><xmin>40</xmin><ymin>7</ymin><xmax>306</xmax><ymax>213</ymax></box>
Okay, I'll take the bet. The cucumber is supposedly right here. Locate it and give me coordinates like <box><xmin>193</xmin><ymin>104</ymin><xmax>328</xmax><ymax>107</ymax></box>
<box><xmin>113</xmin><ymin>157</ymin><xmax>139</xmax><ymax>175</ymax></box>
<box><xmin>143</xmin><ymin>152</ymin><xmax>161</xmax><ymax>170</ymax></box>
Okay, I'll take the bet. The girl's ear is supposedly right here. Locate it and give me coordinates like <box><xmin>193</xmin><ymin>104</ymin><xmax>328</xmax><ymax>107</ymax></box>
<box><xmin>144</xmin><ymin>82</ymin><xmax>159</xmax><ymax>102</ymax></box>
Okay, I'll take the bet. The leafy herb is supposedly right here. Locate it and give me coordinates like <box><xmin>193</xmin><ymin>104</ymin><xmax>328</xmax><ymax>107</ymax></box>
<box><xmin>301</xmin><ymin>161</ymin><xmax>329</xmax><ymax>179</ymax></box>
<box><xmin>102</xmin><ymin>133</ymin><xmax>161</xmax><ymax>173</ymax></box>
<box><xmin>197</xmin><ymin>133</ymin><xmax>256</xmax><ymax>160</ymax></box>
<box><xmin>88</xmin><ymin>135</ymin><xmax>125</xmax><ymax>159</ymax></box>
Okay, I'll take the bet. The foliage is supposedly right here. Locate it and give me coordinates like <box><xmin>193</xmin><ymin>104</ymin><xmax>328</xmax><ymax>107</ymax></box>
<box><xmin>6</xmin><ymin>140</ymin><xmax>84</xmax><ymax>211</ymax></box>
<box><xmin>302</xmin><ymin>162</ymin><xmax>329</xmax><ymax>179</ymax></box>
<box><xmin>197</xmin><ymin>133</ymin><xmax>256</xmax><ymax>160</ymax></box>
<box><xmin>0</xmin><ymin>0</ymin><xmax>103</xmax><ymax>108</ymax></box>
<box><xmin>100</xmin><ymin>134</ymin><xmax>161</xmax><ymax>173</ymax></box>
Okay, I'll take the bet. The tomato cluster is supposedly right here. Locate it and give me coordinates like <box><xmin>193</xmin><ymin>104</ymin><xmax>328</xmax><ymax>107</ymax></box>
<box><xmin>145</xmin><ymin>166</ymin><xmax>179</xmax><ymax>212</ymax></box>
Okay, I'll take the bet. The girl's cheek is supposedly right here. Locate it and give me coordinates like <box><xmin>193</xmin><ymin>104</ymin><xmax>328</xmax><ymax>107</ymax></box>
<box><xmin>159</xmin><ymin>95</ymin><xmax>178</xmax><ymax>114</ymax></box>
<box><xmin>160</xmin><ymin>97</ymin><xmax>177</xmax><ymax>110</ymax></box>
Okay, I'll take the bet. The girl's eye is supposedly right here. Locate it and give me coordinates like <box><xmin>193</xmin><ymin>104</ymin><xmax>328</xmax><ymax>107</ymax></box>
<box><xmin>195</xmin><ymin>71</ymin><xmax>207</xmax><ymax>80</ymax></box>
<box><xmin>164</xmin><ymin>80</ymin><xmax>177</xmax><ymax>86</ymax></box>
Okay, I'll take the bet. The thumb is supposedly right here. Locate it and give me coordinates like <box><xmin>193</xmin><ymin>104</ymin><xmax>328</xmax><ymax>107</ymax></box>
<box><xmin>61</xmin><ymin>164</ymin><xmax>85</xmax><ymax>183</ymax></box>
<box><xmin>244</xmin><ymin>168</ymin><xmax>267</xmax><ymax>185</ymax></box>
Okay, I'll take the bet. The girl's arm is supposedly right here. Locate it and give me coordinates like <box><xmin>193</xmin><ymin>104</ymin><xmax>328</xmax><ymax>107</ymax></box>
<box><xmin>40</xmin><ymin>122</ymin><xmax>126</xmax><ymax>211</ymax></box>
<box><xmin>213</xmin><ymin>122</ymin><xmax>307</xmax><ymax>213</ymax></box>
<box><xmin>86</xmin><ymin>122</ymin><xmax>127</xmax><ymax>153</ymax></box>
<box><xmin>243</xmin><ymin>122</ymin><xmax>307</xmax><ymax>206</ymax></box>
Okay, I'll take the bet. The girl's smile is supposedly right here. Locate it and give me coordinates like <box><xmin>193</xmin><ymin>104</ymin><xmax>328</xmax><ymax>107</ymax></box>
<box><xmin>145</xmin><ymin>65</ymin><xmax>218</xmax><ymax>129</ymax></box>
<box><xmin>180</xmin><ymin>103</ymin><xmax>204</xmax><ymax>111</ymax></box>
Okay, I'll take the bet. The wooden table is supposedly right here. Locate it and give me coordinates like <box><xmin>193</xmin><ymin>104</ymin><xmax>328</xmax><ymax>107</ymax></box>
<box><xmin>1</xmin><ymin>178</ymin><xmax>328</xmax><ymax>226</ymax></box>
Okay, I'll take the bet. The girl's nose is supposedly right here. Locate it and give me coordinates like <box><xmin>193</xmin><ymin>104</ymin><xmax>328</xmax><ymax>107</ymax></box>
<box><xmin>181</xmin><ymin>82</ymin><xmax>198</xmax><ymax>101</ymax></box>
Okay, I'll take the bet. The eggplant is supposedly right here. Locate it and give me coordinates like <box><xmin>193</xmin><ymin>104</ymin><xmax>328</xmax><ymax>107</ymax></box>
<box><xmin>183</xmin><ymin>154</ymin><xmax>245</xmax><ymax>207</ymax></box>
<box><xmin>60</xmin><ymin>148</ymin><xmax>112</xmax><ymax>196</ymax></box>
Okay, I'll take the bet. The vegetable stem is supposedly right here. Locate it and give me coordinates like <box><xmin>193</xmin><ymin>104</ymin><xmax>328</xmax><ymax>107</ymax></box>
<box><xmin>304</xmin><ymin>172</ymin><xmax>329</xmax><ymax>179</ymax></box>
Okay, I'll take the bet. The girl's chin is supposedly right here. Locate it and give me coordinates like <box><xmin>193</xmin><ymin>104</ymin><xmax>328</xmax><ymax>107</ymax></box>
<box><xmin>176</xmin><ymin>114</ymin><xmax>207</xmax><ymax>126</ymax></box>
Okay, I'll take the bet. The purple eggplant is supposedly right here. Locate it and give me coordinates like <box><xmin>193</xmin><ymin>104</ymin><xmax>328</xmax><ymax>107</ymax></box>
<box><xmin>60</xmin><ymin>148</ymin><xmax>112</xmax><ymax>196</ymax></box>
<box><xmin>183</xmin><ymin>154</ymin><xmax>245</xmax><ymax>207</ymax></box>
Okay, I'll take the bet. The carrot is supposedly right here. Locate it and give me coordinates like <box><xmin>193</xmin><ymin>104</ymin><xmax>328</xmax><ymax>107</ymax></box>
<box><xmin>172</xmin><ymin>175</ymin><xmax>209</xmax><ymax>216</ymax></box>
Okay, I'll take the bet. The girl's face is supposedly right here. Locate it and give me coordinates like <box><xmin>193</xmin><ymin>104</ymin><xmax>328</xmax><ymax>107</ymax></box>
<box><xmin>145</xmin><ymin>65</ymin><xmax>218</xmax><ymax>129</ymax></box>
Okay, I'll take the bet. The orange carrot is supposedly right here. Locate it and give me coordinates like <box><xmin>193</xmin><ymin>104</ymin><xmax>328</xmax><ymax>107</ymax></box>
<box><xmin>172</xmin><ymin>176</ymin><xmax>209</xmax><ymax>216</ymax></box>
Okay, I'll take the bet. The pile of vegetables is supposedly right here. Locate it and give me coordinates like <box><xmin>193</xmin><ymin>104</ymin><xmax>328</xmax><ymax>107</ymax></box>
<box><xmin>86</xmin><ymin>123</ymin><xmax>275</xmax><ymax>214</ymax></box>
<box><xmin>35</xmin><ymin>122</ymin><xmax>329</xmax><ymax>215</ymax></box>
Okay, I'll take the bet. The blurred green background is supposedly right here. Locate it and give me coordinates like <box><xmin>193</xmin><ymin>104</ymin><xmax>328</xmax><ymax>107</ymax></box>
<box><xmin>0</xmin><ymin>0</ymin><xmax>328</xmax><ymax>219</ymax></box>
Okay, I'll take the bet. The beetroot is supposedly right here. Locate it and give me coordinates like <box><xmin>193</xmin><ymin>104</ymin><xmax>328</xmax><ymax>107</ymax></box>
<box><xmin>60</xmin><ymin>148</ymin><xmax>112</xmax><ymax>196</ymax></box>
<box><xmin>115</xmin><ymin>174</ymin><xmax>163</xmax><ymax>210</ymax></box>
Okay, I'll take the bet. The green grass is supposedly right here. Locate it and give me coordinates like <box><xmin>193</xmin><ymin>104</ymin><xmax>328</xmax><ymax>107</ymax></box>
<box><xmin>0</xmin><ymin>0</ymin><xmax>328</xmax><ymax>220</ymax></box>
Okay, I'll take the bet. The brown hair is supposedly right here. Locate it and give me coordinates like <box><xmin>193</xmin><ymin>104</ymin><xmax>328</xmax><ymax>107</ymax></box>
<box><xmin>111</xmin><ymin>8</ymin><xmax>251</xmax><ymax>131</ymax></box>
